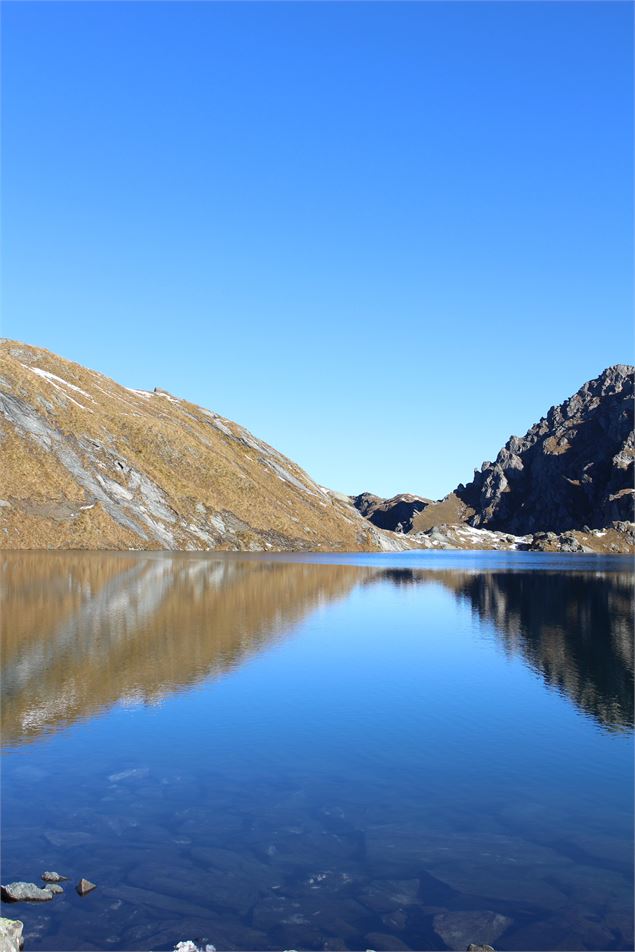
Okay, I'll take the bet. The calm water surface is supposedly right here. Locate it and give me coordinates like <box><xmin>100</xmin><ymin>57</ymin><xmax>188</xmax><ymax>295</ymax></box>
<box><xmin>1</xmin><ymin>551</ymin><xmax>633</xmax><ymax>952</ymax></box>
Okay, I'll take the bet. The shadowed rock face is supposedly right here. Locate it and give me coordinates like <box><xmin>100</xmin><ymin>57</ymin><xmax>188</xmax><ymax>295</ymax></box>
<box><xmin>456</xmin><ymin>365</ymin><xmax>634</xmax><ymax>534</ymax></box>
<box><xmin>352</xmin><ymin>493</ymin><xmax>432</xmax><ymax>533</ymax></box>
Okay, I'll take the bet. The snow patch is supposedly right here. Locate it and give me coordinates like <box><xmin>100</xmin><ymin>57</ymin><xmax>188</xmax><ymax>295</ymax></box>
<box><xmin>27</xmin><ymin>366</ymin><xmax>91</xmax><ymax>397</ymax></box>
<box><xmin>125</xmin><ymin>387</ymin><xmax>151</xmax><ymax>398</ymax></box>
<box><xmin>154</xmin><ymin>391</ymin><xmax>182</xmax><ymax>404</ymax></box>
<box><xmin>24</xmin><ymin>366</ymin><xmax>94</xmax><ymax>411</ymax></box>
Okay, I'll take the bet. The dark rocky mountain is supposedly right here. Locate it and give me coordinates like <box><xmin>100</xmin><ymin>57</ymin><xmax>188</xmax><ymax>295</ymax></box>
<box><xmin>456</xmin><ymin>364</ymin><xmax>634</xmax><ymax>534</ymax></box>
<box><xmin>352</xmin><ymin>492</ymin><xmax>432</xmax><ymax>533</ymax></box>
<box><xmin>355</xmin><ymin>366</ymin><xmax>634</xmax><ymax>542</ymax></box>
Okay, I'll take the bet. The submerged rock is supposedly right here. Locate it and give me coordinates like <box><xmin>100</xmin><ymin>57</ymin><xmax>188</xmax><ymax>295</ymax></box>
<box><xmin>44</xmin><ymin>830</ymin><xmax>92</xmax><ymax>848</ymax></box>
<box><xmin>381</xmin><ymin>909</ymin><xmax>408</xmax><ymax>931</ymax></box>
<box><xmin>1</xmin><ymin>882</ymin><xmax>53</xmax><ymax>902</ymax></box>
<box><xmin>76</xmin><ymin>878</ymin><xmax>97</xmax><ymax>896</ymax></box>
<box><xmin>433</xmin><ymin>911</ymin><xmax>512</xmax><ymax>951</ymax></box>
<box><xmin>365</xmin><ymin>933</ymin><xmax>412</xmax><ymax>951</ymax></box>
<box><xmin>358</xmin><ymin>879</ymin><xmax>420</xmax><ymax>913</ymax></box>
<box><xmin>44</xmin><ymin>883</ymin><xmax>63</xmax><ymax>895</ymax></box>
<box><xmin>0</xmin><ymin>917</ymin><xmax>24</xmax><ymax>952</ymax></box>
<box><xmin>41</xmin><ymin>872</ymin><xmax>67</xmax><ymax>883</ymax></box>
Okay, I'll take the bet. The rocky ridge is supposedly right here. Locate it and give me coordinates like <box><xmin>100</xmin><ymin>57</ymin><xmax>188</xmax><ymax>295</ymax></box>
<box><xmin>354</xmin><ymin>365</ymin><xmax>634</xmax><ymax>552</ymax></box>
<box><xmin>456</xmin><ymin>364</ymin><xmax>634</xmax><ymax>534</ymax></box>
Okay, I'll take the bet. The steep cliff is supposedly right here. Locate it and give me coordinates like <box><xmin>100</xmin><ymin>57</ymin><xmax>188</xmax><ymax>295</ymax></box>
<box><xmin>456</xmin><ymin>365</ymin><xmax>634</xmax><ymax>533</ymax></box>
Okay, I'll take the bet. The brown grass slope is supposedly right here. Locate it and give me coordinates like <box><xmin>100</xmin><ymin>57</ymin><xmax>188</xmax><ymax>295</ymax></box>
<box><xmin>0</xmin><ymin>340</ymin><xmax>401</xmax><ymax>552</ymax></box>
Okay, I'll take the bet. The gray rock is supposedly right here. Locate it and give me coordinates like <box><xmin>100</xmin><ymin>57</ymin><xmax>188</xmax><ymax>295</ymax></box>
<box><xmin>466</xmin><ymin>945</ymin><xmax>495</xmax><ymax>952</ymax></box>
<box><xmin>44</xmin><ymin>883</ymin><xmax>63</xmax><ymax>895</ymax></box>
<box><xmin>41</xmin><ymin>871</ymin><xmax>67</xmax><ymax>882</ymax></box>
<box><xmin>433</xmin><ymin>911</ymin><xmax>512</xmax><ymax>951</ymax></box>
<box><xmin>0</xmin><ymin>917</ymin><xmax>24</xmax><ymax>952</ymax></box>
<box><xmin>559</xmin><ymin>533</ymin><xmax>583</xmax><ymax>552</ymax></box>
<box><xmin>76</xmin><ymin>878</ymin><xmax>97</xmax><ymax>896</ymax></box>
<box><xmin>1</xmin><ymin>882</ymin><xmax>54</xmax><ymax>902</ymax></box>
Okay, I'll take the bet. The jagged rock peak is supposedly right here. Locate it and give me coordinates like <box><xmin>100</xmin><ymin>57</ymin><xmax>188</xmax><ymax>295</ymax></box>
<box><xmin>457</xmin><ymin>365</ymin><xmax>634</xmax><ymax>534</ymax></box>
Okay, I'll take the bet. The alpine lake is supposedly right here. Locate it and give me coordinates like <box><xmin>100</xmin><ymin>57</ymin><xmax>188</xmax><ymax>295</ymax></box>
<box><xmin>1</xmin><ymin>550</ymin><xmax>633</xmax><ymax>952</ymax></box>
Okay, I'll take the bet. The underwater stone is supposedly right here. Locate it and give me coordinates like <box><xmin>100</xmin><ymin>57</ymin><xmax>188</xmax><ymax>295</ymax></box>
<box><xmin>76</xmin><ymin>878</ymin><xmax>97</xmax><ymax>896</ymax></box>
<box><xmin>41</xmin><ymin>871</ymin><xmax>68</xmax><ymax>883</ymax></box>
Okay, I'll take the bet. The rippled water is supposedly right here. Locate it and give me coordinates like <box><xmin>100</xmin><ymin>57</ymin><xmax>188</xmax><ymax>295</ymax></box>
<box><xmin>1</xmin><ymin>551</ymin><xmax>633</xmax><ymax>951</ymax></box>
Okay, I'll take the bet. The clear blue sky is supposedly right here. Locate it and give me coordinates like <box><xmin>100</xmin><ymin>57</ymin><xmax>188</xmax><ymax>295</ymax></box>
<box><xmin>2</xmin><ymin>1</ymin><xmax>632</xmax><ymax>499</ymax></box>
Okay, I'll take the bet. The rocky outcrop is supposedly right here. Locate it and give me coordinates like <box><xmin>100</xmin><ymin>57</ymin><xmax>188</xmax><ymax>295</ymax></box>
<box><xmin>75</xmin><ymin>879</ymin><xmax>96</xmax><ymax>896</ymax></box>
<box><xmin>433</xmin><ymin>910</ymin><xmax>511</xmax><ymax>950</ymax></box>
<box><xmin>456</xmin><ymin>365</ymin><xmax>634</xmax><ymax>534</ymax></box>
<box><xmin>41</xmin><ymin>872</ymin><xmax>67</xmax><ymax>883</ymax></box>
<box><xmin>0</xmin><ymin>882</ymin><xmax>53</xmax><ymax>902</ymax></box>
<box><xmin>0</xmin><ymin>917</ymin><xmax>24</xmax><ymax>952</ymax></box>
<box><xmin>409</xmin><ymin>520</ymin><xmax>634</xmax><ymax>554</ymax></box>
<box><xmin>0</xmin><ymin>341</ymin><xmax>408</xmax><ymax>552</ymax></box>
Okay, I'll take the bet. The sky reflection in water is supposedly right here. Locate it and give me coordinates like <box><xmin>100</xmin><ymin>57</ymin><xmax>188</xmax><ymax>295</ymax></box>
<box><xmin>1</xmin><ymin>551</ymin><xmax>633</xmax><ymax>952</ymax></box>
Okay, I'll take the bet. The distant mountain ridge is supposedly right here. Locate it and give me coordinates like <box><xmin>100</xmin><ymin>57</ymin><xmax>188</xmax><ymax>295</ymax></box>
<box><xmin>1</xmin><ymin>343</ymin><xmax>632</xmax><ymax>552</ymax></box>
<box><xmin>352</xmin><ymin>492</ymin><xmax>432</xmax><ymax>533</ymax></box>
<box><xmin>354</xmin><ymin>365</ymin><xmax>634</xmax><ymax>539</ymax></box>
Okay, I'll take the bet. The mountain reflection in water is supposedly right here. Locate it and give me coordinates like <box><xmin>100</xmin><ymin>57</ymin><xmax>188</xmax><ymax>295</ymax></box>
<box><xmin>1</xmin><ymin>553</ymin><xmax>363</xmax><ymax>746</ymax></box>
<box><xmin>374</xmin><ymin>567</ymin><xmax>634</xmax><ymax>732</ymax></box>
<box><xmin>1</xmin><ymin>553</ymin><xmax>633</xmax><ymax>748</ymax></box>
